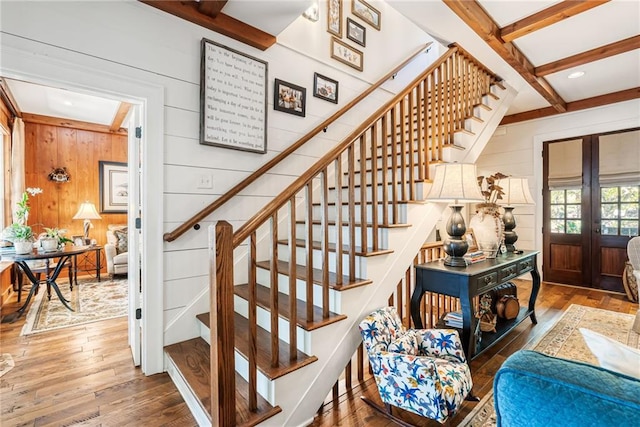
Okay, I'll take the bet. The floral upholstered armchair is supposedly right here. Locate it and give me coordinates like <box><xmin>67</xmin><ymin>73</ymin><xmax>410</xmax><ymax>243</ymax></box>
<box><xmin>359</xmin><ymin>307</ymin><xmax>473</xmax><ymax>424</ymax></box>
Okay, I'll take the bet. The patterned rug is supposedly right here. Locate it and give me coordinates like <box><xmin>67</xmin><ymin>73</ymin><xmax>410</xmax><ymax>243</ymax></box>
<box><xmin>20</xmin><ymin>278</ymin><xmax>128</xmax><ymax>336</ymax></box>
<box><xmin>459</xmin><ymin>304</ymin><xmax>639</xmax><ymax>427</ymax></box>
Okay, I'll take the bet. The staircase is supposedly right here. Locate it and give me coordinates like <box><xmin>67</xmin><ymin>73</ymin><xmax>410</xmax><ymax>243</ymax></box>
<box><xmin>164</xmin><ymin>45</ymin><xmax>516</xmax><ymax>426</ymax></box>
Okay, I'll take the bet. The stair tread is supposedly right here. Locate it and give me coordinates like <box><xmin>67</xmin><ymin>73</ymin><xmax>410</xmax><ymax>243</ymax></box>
<box><xmin>277</xmin><ymin>238</ymin><xmax>393</xmax><ymax>258</ymax></box>
<box><xmin>234</xmin><ymin>283</ymin><xmax>347</xmax><ymax>330</ymax></box>
<box><xmin>196</xmin><ymin>313</ymin><xmax>318</xmax><ymax>380</ymax></box>
<box><xmin>256</xmin><ymin>258</ymin><xmax>373</xmax><ymax>291</ymax></box>
<box><xmin>297</xmin><ymin>219</ymin><xmax>412</xmax><ymax>228</ymax></box>
<box><xmin>165</xmin><ymin>337</ymin><xmax>282</xmax><ymax>427</ymax></box>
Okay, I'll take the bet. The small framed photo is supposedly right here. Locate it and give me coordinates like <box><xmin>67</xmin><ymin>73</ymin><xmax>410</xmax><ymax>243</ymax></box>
<box><xmin>327</xmin><ymin>0</ymin><xmax>342</xmax><ymax>37</ymax></box>
<box><xmin>352</xmin><ymin>0</ymin><xmax>381</xmax><ymax>30</ymax></box>
<box><xmin>313</xmin><ymin>73</ymin><xmax>339</xmax><ymax>104</ymax></box>
<box><xmin>73</xmin><ymin>235</ymin><xmax>85</xmax><ymax>247</ymax></box>
<box><xmin>346</xmin><ymin>18</ymin><xmax>366</xmax><ymax>47</ymax></box>
<box><xmin>274</xmin><ymin>79</ymin><xmax>306</xmax><ymax>117</ymax></box>
<box><xmin>464</xmin><ymin>228</ymin><xmax>478</xmax><ymax>252</ymax></box>
<box><xmin>99</xmin><ymin>161</ymin><xmax>128</xmax><ymax>213</ymax></box>
<box><xmin>330</xmin><ymin>37</ymin><xmax>364</xmax><ymax>72</ymax></box>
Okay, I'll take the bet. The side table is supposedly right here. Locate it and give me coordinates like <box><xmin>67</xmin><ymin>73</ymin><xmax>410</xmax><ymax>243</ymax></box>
<box><xmin>73</xmin><ymin>245</ymin><xmax>103</xmax><ymax>283</ymax></box>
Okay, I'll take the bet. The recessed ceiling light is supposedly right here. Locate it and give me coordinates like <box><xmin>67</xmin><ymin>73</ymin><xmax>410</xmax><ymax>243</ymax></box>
<box><xmin>63</xmin><ymin>100</ymin><xmax>73</xmax><ymax>106</ymax></box>
<box><xmin>568</xmin><ymin>71</ymin><xmax>585</xmax><ymax>79</ymax></box>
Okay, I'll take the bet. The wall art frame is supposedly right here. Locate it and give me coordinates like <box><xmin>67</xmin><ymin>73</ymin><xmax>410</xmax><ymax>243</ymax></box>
<box><xmin>346</xmin><ymin>17</ymin><xmax>366</xmax><ymax>47</ymax></box>
<box><xmin>330</xmin><ymin>37</ymin><xmax>364</xmax><ymax>72</ymax></box>
<box><xmin>200</xmin><ymin>38</ymin><xmax>268</xmax><ymax>154</ymax></box>
<box><xmin>274</xmin><ymin>78</ymin><xmax>306</xmax><ymax>117</ymax></box>
<box><xmin>352</xmin><ymin>0</ymin><xmax>381</xmax><ymax>30</ymax></box>
<box><xmin>463</xmin><ymin>228</ymin><xmax>478</xmax><ymax>252</ymax></box>
<box><xmin>99</xmin><ymin>161</ymin><xmax>128</xmax><ymax>214</ymax></box>
<box><xmin>313</xmin><ymin>73</ymin><xmax>339</xmax><ymax>104</ymax></box>
<box><xmin>327</xmin><ymin>0</ymin><xmax>343</xmax><ymax>37</ymax></box>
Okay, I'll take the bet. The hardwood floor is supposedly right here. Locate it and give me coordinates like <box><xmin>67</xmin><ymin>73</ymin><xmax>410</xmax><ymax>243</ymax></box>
<box><xmin>0</xmin><ymin>288</ymin><xmax>197</xmax><ymax>427</ymax></box>
<box><xmin>1</xmin><ymin>280</ymin><xmax>636</xmax><ymax>427</ymax></box>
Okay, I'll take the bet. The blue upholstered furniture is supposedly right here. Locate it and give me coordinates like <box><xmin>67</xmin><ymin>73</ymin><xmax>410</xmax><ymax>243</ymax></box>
<box><xmin>359</xmin><ymin>307</ymin><xmax>473</xmax><ymax>424</ymax></box>
<box><xmin>494</xmin><ymin>350</ymin><xmax>640</xmax><ymax>426</ymax></box>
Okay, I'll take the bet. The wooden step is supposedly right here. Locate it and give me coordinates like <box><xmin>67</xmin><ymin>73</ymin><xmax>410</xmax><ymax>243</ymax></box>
<box><xmin>234</xmin><ymin>283</ymin><xmax>347</xmax><ymax>330</ymax></box>
<box><xmin>196</xmin><ymin>313</ymin><xmax>318</xmax><ymax>380</ymax></box>
<box><xmin>278</xmin><ymin>238</ymin><xmax>393</xmax><ymax>257</ymax></box>
<box><xmin>256</xmin><ymin>258</ymin><xmax>373</xmax><ymax>291</ymax></box>
<box><xmin>164</xmin><ymin>337</ymin><xmax>282</xmax><ymax>427</ymax></box>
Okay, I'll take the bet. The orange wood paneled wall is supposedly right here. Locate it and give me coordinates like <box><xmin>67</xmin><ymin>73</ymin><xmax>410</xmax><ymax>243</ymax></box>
<box><xmin>23</xmin><ymin>121</ymin><xmax>128</xmax><ymax>250</ymax></box>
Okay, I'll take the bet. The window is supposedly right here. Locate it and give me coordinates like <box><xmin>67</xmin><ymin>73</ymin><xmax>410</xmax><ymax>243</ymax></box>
<box><xmin>550</xmin><ymin>188</ymin><xmax>582</xmax><ymax>234</ymax></box>
<box><xmin>601</xmin><ymin>185</ymin><xmax>639</xmax><ymax>236</ymax></box>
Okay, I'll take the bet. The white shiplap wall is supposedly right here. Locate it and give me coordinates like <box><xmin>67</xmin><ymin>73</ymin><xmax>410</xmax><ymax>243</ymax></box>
<box><xmin>0</xmin><ymin>1</ymin><xmax>438</xmax><ymax>349</ymax></box>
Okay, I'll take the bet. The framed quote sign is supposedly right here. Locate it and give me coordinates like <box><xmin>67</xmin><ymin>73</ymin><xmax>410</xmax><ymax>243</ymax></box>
<box><xmin>200</xmin><ymin>39</ymin><xmax>268</xmax><ymax>153</ymax></box>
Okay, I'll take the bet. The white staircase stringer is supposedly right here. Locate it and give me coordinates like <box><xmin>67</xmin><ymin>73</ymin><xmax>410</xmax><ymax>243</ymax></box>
<box><xmin>264</xmin><ymin>201</ymin><xmax>447</xmax><ymax>427</ymax></box>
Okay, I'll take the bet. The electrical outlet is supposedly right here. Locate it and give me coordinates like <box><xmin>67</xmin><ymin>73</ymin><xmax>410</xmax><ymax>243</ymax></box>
<box><xmin>197</xmin><ymin>174</ymin><xmax>213</xmax><ymax>189</ymax></box>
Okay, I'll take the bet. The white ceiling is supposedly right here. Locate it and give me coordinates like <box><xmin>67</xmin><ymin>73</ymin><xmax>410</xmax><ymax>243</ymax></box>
<box><xmin>5</xmin><ymin>0</ymin><xmax>639</xmax><ymax>123</ymax></box>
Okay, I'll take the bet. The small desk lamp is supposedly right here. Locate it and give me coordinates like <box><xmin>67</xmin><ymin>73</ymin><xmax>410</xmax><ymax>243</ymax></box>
<box><xmin>426</xmin><ymin>163</ymin><xmax>484</xmax><ymax>267</ymax></box>
<box><xmin>497</xmin><ymin>177</ymin><xmax>534</xmax><ymax>252</ymax></box>
<box><xmin>73</xmin><ymin>201</ymin><xmax>102</xmax><ymax>241</ymax></box>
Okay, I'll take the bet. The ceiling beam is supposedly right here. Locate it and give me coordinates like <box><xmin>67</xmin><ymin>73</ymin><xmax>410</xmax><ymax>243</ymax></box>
<box><xmin>500</xmin><ymin>87</ymin><xmax>640</xmax><ymax>125</ymax></box>
<box><xmin>535</xmin><ymin>35</ymin><xmax>640</xmax><ymax>77</ymax></box>
<box><xmin>198</xmin><ymin>0</ymin><xmax>227</xmax><ymax>18</ymax></box>
<box><xmin>22</xmin><ymin>112</ymin><xmax>128</xmax><ymax>135</ymax></box>
<box><xmin>500</xmin><ymin>0</ymin><xmax>610</xmax><ymax>42</ymax></box>
<box><xmin>444</xmin><ymin>0</ymin><xmax>567</xmax><ymax>112</ymax></box>
<box><xmin>138</xmin><ymin>0</ymin><xmax>276</xmax><ymax>51</ymax></box>
<box><xmin>110</xmin><ymin>102</ymin><xmax>132</xmax><ymax>132</ymax></box>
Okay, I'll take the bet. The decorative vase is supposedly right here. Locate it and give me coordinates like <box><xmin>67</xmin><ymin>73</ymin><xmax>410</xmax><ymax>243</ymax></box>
<box><xmin>14</xmin><ymin>240</ymin><xmax>33</xmax><ymax>255</ymax></box>
<box><xmin>41</xmin><ymin>238</ymin><xmax>58</xmax><ymax>252</ymax></box>
<box><xmin>469</xmin><ymin>203</ymin><xmax>504</xmax><ymax>258</ymax></box>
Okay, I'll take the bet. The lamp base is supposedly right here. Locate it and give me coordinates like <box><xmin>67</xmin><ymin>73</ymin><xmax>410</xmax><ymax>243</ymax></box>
<box><xmin>443</xmin><ymin>237</ymin><xmax>469</xmax><ymax>267</ymax></box>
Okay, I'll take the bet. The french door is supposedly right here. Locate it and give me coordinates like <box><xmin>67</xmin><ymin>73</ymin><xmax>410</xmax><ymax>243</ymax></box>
<box><xmin>543</xmin><ymin>128</ymin><xmax>640</xmax><ymax>292</ymax></box>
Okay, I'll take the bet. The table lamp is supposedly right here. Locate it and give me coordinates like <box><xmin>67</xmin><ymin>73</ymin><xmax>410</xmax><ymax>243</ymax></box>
<box><xmin>497</xmin><ymin>177</ymin><xmax>535</xmax><ymax>252</ymax></box>
<box><xmin>73</xmin><ymin>201</ymin><xmax>102</xmax><ymax>242</ymax></box>
<box><xmin>426</xmin><ymin>163</ymin><xmax>484</xmax><ymax>267</ymax></box>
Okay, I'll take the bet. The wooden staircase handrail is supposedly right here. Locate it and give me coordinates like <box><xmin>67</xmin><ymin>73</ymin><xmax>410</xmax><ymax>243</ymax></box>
<box><xmin>163</xmin><ymin>42</ymin><xmax>433</xmax><ymax>242</ymax></box>
<box><xmin>232</xmin><ymin>44</ymin><xmax>496</xmax><ymax>247</ymax></box>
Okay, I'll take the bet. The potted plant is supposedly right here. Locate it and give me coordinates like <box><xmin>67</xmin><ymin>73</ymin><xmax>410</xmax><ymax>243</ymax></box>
<box><xmin>40</xmin><ymin>227</ymin><xmax>72</xmax><ymax>251</ymax></box>
<box><xmin>1</xmin><ymin>187</ymin><xmax>42</xmax><ymax>254</ymax></box>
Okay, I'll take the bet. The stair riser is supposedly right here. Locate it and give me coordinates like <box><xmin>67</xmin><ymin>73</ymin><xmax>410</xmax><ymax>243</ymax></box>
<box><xmin>294</xmin><ymin>222</ymin><xmax>389</xmax><ymax>250</ymax></box>
<box><xmin>233</xmin><ymin>295</ymin><xmax>312</xmax><ymax>354</ymax></box>
<box><xmin>288</xmin><ymin>244</ymin><xmax>367</xmax><ymax>277</ymax></box>
<box><xmin>255</xmin><ymin>267</ymin><xmax>342</xmax><ymax>312</ymax></box>
<box><xmin>311</xmin><ymin>202</ymin><xmax>408</xmax><ymax>225</ymax></box>
<box><xmin>325</xmin><ymin>182</ymin><xmax>427</xmax><ymax>203</ymax></box>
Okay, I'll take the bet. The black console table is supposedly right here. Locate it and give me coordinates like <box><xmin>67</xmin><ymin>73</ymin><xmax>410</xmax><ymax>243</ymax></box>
<box><xmin>411</xmin><ymin>250</ymin><xmax>540</xmax><ymax>360</ymax></box>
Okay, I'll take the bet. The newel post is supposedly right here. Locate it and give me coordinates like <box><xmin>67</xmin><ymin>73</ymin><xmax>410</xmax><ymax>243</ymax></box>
<box><xmin>210</xmin><ymin>221</ymin><xmax>236</xmax><ymax>426</ymax></box>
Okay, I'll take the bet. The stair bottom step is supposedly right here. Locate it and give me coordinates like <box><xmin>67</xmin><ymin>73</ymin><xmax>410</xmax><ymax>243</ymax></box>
<box><xmin>165</xmin><ymin>337</ymin><xmax>282</xmax><ymax>427</ymax></box>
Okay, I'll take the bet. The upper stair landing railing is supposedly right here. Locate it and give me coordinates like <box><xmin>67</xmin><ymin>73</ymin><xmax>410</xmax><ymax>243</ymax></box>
<box><xmin>210</xmin><ymin>44</ymin><xmax>500</xmax><ymax>425</ymax></box>
<box><xmin>163</xmin><ymin>42</ymin><xmax>433</xmax><ymax>243</ymax></box>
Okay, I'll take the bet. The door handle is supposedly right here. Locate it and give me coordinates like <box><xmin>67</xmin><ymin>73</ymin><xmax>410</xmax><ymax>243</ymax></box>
<box><xmin>595</xmin><ymin>228</ymin><xmax>600</xmax><ymax>234</ymax></box>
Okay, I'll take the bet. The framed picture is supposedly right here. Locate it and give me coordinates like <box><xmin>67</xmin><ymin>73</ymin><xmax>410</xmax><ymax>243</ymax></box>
<box><xmin>73</xmin><ymin>235</ymin><xmax>85</xmax><ymax>247</ymax></box>
<box><xmin>352</xmin><ymin>0</ymin><xmax>381</xmax><ymax>30</ymax></box>
<box><xmin>330</xmin><ymin>37</ymin><xmax>364</xmax><ymax>72</ymax></box>
<box><xmin>99</xmin><ymin>161</ymin><xmax>128</xmax><ymax>213</ymax></box>
<box><xmin>327</xmin><ymin>0</ymin><xmax>342</xmax><ymax>37</ymax></box>
<box><xmin>346</xmin><ymin>18</ymin><xmax>366</xmax><ymax>47</ymax></box>
<box><xmin>313</xmin><ymin>73</ymin><xmax>339</xmax><ymax>104</ymax></box>
<box><xmin>464</xmin><ymin>228</ymin><xmax>478</xmax><ymax>252</ymax></box>
<box><xmin>200</xmin><ymin>39</ymin><xmax>268</xmax><ymax>154</ymax></box>
<box><xmin>274</xmin><ymin>79</ymin><xmax>306</xmax><ymax>117</ymax></box>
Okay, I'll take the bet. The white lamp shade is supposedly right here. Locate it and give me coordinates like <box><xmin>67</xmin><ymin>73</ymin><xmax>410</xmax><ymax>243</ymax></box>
<box><xmin>73</xmin><ymin>202</ymin><xmax>102</xmax><ymax>220</ymax></box>
<box><xmin>498</xmin><ymin>178</ymin><xmax>535</xmax><ymax>205</ymax></box>
<box><xmin>426</xmin><ymin>163</ymin><xmax>484</xmax><ymax>203</ymax></box>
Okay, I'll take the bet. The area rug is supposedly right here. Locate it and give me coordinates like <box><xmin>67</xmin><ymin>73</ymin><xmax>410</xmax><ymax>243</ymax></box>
<box><xmin>20</xmin><ymin>278</ymin><xmax>128</xmax><ymax>336</ymax></box>
<box><xmin>459</xmin><ymin>304</ymin><xmax>639</xmax><ymax>427</ymax></box>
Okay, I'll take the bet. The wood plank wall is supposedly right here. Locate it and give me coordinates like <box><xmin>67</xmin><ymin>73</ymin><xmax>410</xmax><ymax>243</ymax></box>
<box><xmin>23</xmin><ymin>120</ymin><xmax>127</xmax><ymax>272</ymax></box>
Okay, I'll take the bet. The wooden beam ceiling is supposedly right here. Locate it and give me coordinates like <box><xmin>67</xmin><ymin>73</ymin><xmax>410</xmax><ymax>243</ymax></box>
<box><xmin>138</xmin><ymin>0</ymin><xmax>276</xmax><ymax>51</ymax></box>
<box><xmin>501</xmin><ymin>87</ymin><xmax>640</xmax><ymax>125</ymax></box>
<box><xmin>500</xmin><ymin>0</ymin><xmax>610</xmax><ymax>42</ymax></box>
<box><xmin>110</xmin><ymin>102</ymin><xmax>132</xmax><ymax>132</ymax></box>
<box><xmin>444</xmin><ymin>0</ymin><xmax>568</xmax><ymax>113</ymax></box>
<box><xmin>535</xmin><ymin>35</ymin><xmax>640</xmax><ymax>77</ymax></box>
